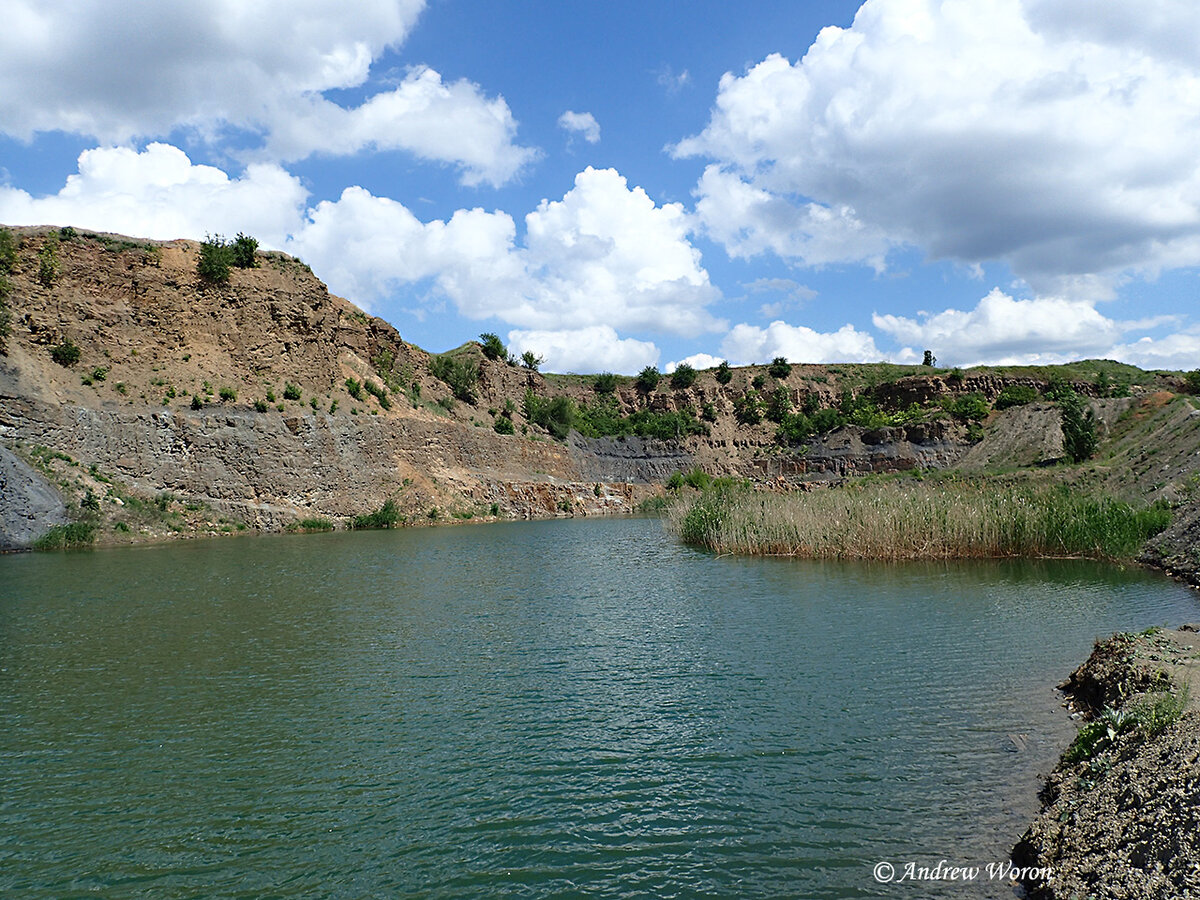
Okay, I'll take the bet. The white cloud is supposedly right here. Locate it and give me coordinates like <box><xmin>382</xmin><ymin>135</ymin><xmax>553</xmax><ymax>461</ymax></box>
<box><xmin>720</xmin><ymin>321</ymin><xmax>883</xmax><ymax>366</ymax></box>
<box><xmin>558</xmin><ymin>110</ymin><xmax>601</xmax><ymax>144</ymax></box>
<box><xmin>0</xmin><ymin>1</ymin><xmax>423</xmax><ymax>141</ymax></box>
<box><xmin>507</xmin><ymin>326</ymin><xmax>658</xmax><ymax>374</ymax></box>
<box><xmin>266</xmin><ymin>67</ymin><xmax>539</xmax><ymax>187</ymax></box>
<box><xmin>872</xmin><ymin>288</ymin><xmax>1123</xmax><ymax>366</ymax></box>
<box><xmin>665</xmin><ymin>353</ymin><xmax>723</xmax><ymax>373</ymax></box>
<box><xmin>0</xmin><ymin>1</ymin><xmax>537</xmax><ymax>186</ymax></box>
<box><xmin>0</xmin><ymin>143</ymin><xmax>307</xmax><ymax>244</ymax></box>
<box><xmin>1110</xmin><ymin>332</ymin><xmax>1200</xmax><ymax>371</ymax></box>
<box><xmin>288</xmin><ymin>166</ymin><xmax>724</xmax><ymax>336</ymax></box>
<box><xmin>690</xmin><ymin>165</ymin><xmax>892</xmax><ymax>270</ymax></box>
<box><xmin>675</xmin><ymin>0</ymin><xmax>1200</xmax><ymax>293</ymax></box>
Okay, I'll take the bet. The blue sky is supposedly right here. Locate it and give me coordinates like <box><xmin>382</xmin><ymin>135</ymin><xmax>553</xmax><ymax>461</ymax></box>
<box><xmin>1</xmin><ymin>0</ymin><xmax>1198</xmax><ymax>372</ymax></box>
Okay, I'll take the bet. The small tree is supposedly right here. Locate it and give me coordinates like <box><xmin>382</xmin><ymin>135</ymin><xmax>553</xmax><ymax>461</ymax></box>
<box><xmin>637</xmin><ymin>365</ymin><xmax>661</xmax><ymax>392</ymax></box>
<box><xmin>768</xmin><ymin>356</ymin><xmax>792</xmax><ymax>380</ymax></box>
<box><xmin>922</xmin><ymin>350</ymin><xmax>937</xmax><ymax>367</ymax></box>
<box><xmin>198</xmin><ymin>235</ymin><xmax>231</xmax><ymax>284</ymax></box>
<box><xmin>1184</xmin><ymin>369</ymin><xmax>1200</xmax><ymax>395</ymax></box>
<box><xmin>670</xmin><ymin>363</ymin><xmax>697</xmax><ymax>390</ymax></box>
<box><xmin>734</xmin><ymin>390</ymin><xmax>764</xmax><ymax>425</ymax></box>
<box><xmin>1060</xmin><ymin>391</ymin><xmax>1098</xmax><ymax>463</ymax></box>
<box><xmin>593</xmin><ymin>372</ymin><xmax>618</xmax><ymax>394</ymax></box>
<box><xmin>37</xmin><ymin>235</ymin><xmax>60</xmax><ymax>287</ymax></box>
<box><xmin>480</xmin><ymin>332</ymin><xmax>506</xmax><ymax>361</ymax></box>
<box><xmin>0</xmin><ymin>227</ymin><xmax>17</xmax><ymax>275</ymax></box>
<box><xmin>715</xmin><ymin>360</ymin><xmax>732</xmax><ymax>385</ymax></box>
<box><xmin>230</xmin><ymin>233</ymin><xmax>259</xmax><ymax>268</ymax></box>
<box><xmin>520</xmin><ymin>350</ymin><xmax>542</xmax><ymax>371</ymax></box>
<box><xmin>766</xmin><ymin>386</ymin><xmax>793</xmax><ymax>423</ymax></box>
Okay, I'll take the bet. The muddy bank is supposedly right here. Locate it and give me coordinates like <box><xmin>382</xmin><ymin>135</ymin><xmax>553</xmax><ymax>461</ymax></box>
<box><xmin>1013</xmin><ymin>627</ymin><xmax>1200</xmax><ymax>899</ymax></box>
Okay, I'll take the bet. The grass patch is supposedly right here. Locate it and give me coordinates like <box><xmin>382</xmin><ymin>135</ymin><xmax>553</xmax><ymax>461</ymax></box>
<box><xmin>33</xmin><ymin>521</ymin><xmax>98</xmax><ymax>550</ymax></box>
<box><xmin>667</xmin><ymin>478</ymin><xmax>1171</xmax><ymax>560</ymax></box>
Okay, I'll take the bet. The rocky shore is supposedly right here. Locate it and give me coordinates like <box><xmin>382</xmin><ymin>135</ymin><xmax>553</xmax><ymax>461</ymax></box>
<box><xmin>1013</xmin><ymin>627</ymin><xmax>1200</xmax><ymax>899</ymax></box>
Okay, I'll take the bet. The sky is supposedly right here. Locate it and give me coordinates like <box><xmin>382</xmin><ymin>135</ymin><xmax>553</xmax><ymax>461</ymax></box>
<box><xmin>1</xmin><ymin>0</ymin><xmax>1198</xmax><ymax>374</ymax></box>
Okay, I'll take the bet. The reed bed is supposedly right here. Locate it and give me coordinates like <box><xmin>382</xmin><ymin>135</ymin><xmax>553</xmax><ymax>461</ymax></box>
<box><xmin>667</xmin><ymin>479</ymin><xmax>1171</xmax><ymax>561</ymax></box>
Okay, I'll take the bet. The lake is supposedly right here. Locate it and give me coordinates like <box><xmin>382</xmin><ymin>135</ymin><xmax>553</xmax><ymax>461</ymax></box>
<box><xmin>2</xmin><ymin>517</ymin><xmax>1197</xmax><ymax>898</ymax></box>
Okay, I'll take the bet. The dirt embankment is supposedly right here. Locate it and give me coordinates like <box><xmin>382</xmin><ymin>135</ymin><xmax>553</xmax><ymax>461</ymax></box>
<box><xmin>1014</xmin><ymin>628</ymin><xmax>1200</xmax><ymax>899</ymax></box>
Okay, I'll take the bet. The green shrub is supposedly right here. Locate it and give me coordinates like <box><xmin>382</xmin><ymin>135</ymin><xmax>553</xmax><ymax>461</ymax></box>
<box><xmin>197</xmin><ymin>235</ymin><xmax>231</xmax><ymax>283</ymax></box>
<box><xmin>945</xmin><ymin>392</ymin><xmax>990</xmax><ymax>422</ymax></box>
<box><xmin>776</xmin><ymin>412</ymin><xmax>814</xmax><ymax>445</ymax></box>
<box><xmin>37</xmin><ymin>235</ymin><xmax>60</xmax><ymax>286</ymax></box>
<box><xmin>254</xmin><ymin>399</ymin><xmax>269</xmax><ymax>412</ymax></box>
<box><xmin>430</xmin><ymin>355</ymin><xmax>478</xmax><ymax>403</ymax></box>
<box><xmin>752</xmin><ymin>373</ymin><xmax>766</xmax><ymax>390</ymax></box>
<box><xmin>352</xmin><ymin>499</ymin><xmax>401</xmax><ymax>529</ymax></box>
<box><xmin>219</xmin><ymin>386</ymin><xmax>237</xmax><ymax>401</ymax></box>
<box><xmin>266</xmin><ymin>389</ymin><xmax>276</xmax><ymax>403</ymax></box>
<box><xmin>715</xmin><ymin>360</ymin><xmax>732</xmax><ymax>385</ymax></box>
<box><xmin>734</xmin><ymin>390</ymin><xmax>764</xmax><ymax>425</ymax></box>
<box><xmin>493</xmin><ymin>414</ymin><xmax>515</xmax><ymax>434</ymax></box>
<box><xmin>524</xmin><ymin>389</ymin><xmax>577</xmax><ymax>440</ymax></box>
<box><xmin>593</xmin><ymin>372</ymin><xmax>619</xmax><ymax>394</ymax></box>
<box><xmin>479</xmin><ymin>332</ymin><xmax>507</xmax><ymax>361</ymax></box>
<box><xmin>345</xmin><ymin>377</ymin><xmax>363</xmax><ymax>400</ymax></box>
<box><xmin>191</xmin><ymin>394</ymin><xmax>204</xmax><ymax>410</ymax></box>
<box><xmin>637</xmin><ymin>365</ymin><xmax>661</xmax><ymax>392</ymax></box>
<box><xmin>283</xmin><ymin>382</ymin><xmax>302</xmax><ymax>401</ymax></box>
<box><xmin>363</xmin><ymin>379</ymin><xmax>391</xmax><ymax>410</ymax></box>
<box><xmin>90</xmin><ymin>366</ymin><xmax>108</xmax><ymax>382</ymax></box>
<box><xmin>995</xmin><ymin>384</ymin><xmax>1039</xmax><ymax>410</ymax></box>
<box><xmin>521</xmin><ymin>350</ymin><xmax>542</xmax><ymax>371</ymax></box>
<box><xmin>1060</xmin><ymin>391</ymin><xmax>1099</xmax><ymax>463</ymax></box>
<box><xmin>701</xmin><ymin>402</ymin><xmax>717</xmax><ymax>423</ymax></box>
<box><xmin>0</xmin><ymin>227</ymin><xmax>17</xmax><ymax>275</ymax></box>
<box><xmin>768</xmin><ymin>356</ymin><xmax>792</xmax><ymax>379</ymax></box>
<box><xmin>32</xmin><ymin>521</ymin><xmax>97</xmax><ymax>550</ymax></box>
<box><xmin>230</xmin><ymin>233</ymin><xmax>259</xmax><ymax>268</ymax></box>
<box><xmin>670</xmin><ymin>363</ymin><xmax>697</xmax><ymax>389</ymax></box>
<box><xmin>1184</xmin><ymin>370</ymin><xmax>1200</xmax><ymax>395</ymax></box>
<box><xmin>50</xmin><ymin>339</ymin><xmax>81</xmax><ymax>367</ymax></box>
<box><xmin>766</xmin><ymin>386</ymin><xmax>792</xmax><ymax>423</ymax></box>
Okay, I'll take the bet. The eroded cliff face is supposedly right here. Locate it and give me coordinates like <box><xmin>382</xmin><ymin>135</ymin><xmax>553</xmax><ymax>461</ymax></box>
<box><xmin>0</xmin><ymin>228</ymin><xmax>663</xmax><ymax>544</ymax></box>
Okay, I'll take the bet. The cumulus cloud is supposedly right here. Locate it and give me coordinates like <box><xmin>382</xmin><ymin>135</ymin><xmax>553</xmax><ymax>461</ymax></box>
<box><xmin>870</xmin><ymin>287</ymin><xmax>1197</xmax><ymax>367</ymax></box>
<box><xmin>558</xmin><ymin>110</ymin><xmax>601</xmax><ymax>144</ymax></box>
<box><xmin>1110</xmin><ymin>332</ymin><xmax>1200</xmax><ymax>371</ymax></box>
<box><xmin>267</xmin><ymin>67</ymin><xmax>539</xmax><ymax>186</ymax></box>
<box><xmin>720</xmin><ymin>321</ymin><xmax>883</xmax><ymax>366</ymax></box>
<box><xmin>507</xmin><ymin>326</ymin><xmax>658</xmax><ymax>374</ymax></box>
<box><xmin>0</xmin><ymin>143</ymin><xmax>307</xmax><ymax>243</ymax></box>
<box><xmin>665</xmin><ymin>353</ymin><xmax>724</xmax><ymax>373</ymax></box>
<box><xmin>0</xmin><ymin>1</ymin><xmax>537</xmax><ymax>186</ymax></box>
<box><xmin>675</xmin><ymin>0</ymin><xmax>1200</xmax><ymax>293</ymax></box>
<box><xmin>288</xmin><ymin>166</ymin><xmax>724</xmax><ymax>336</ymax></box>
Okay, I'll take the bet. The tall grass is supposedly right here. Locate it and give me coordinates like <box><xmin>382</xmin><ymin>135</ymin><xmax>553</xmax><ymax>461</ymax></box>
<box><xmin>667</xmin><ymin>479</ymin><xmax>1171</xmax><ymax>561</ymax></box>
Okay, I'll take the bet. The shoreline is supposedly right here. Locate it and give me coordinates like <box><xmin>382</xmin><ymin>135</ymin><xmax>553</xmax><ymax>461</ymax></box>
<box><xmin>1013</xmin><ymin>626</ymin><xmax>1200</xmax><ymax>899</ymax></box>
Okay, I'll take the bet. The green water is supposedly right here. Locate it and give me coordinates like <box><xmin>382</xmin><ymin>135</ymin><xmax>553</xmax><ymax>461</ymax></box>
<box><xmin>2</xmin><ymin>517</ymin><xmax>1197</xmax><ymax>899</ymax></box>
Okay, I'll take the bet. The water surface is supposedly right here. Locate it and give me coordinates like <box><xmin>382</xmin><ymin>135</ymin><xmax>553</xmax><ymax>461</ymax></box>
<box><xmin>2</xmin><ymin>518</ymin><xmax>1196</xmax><ymax>898</ymax></box>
